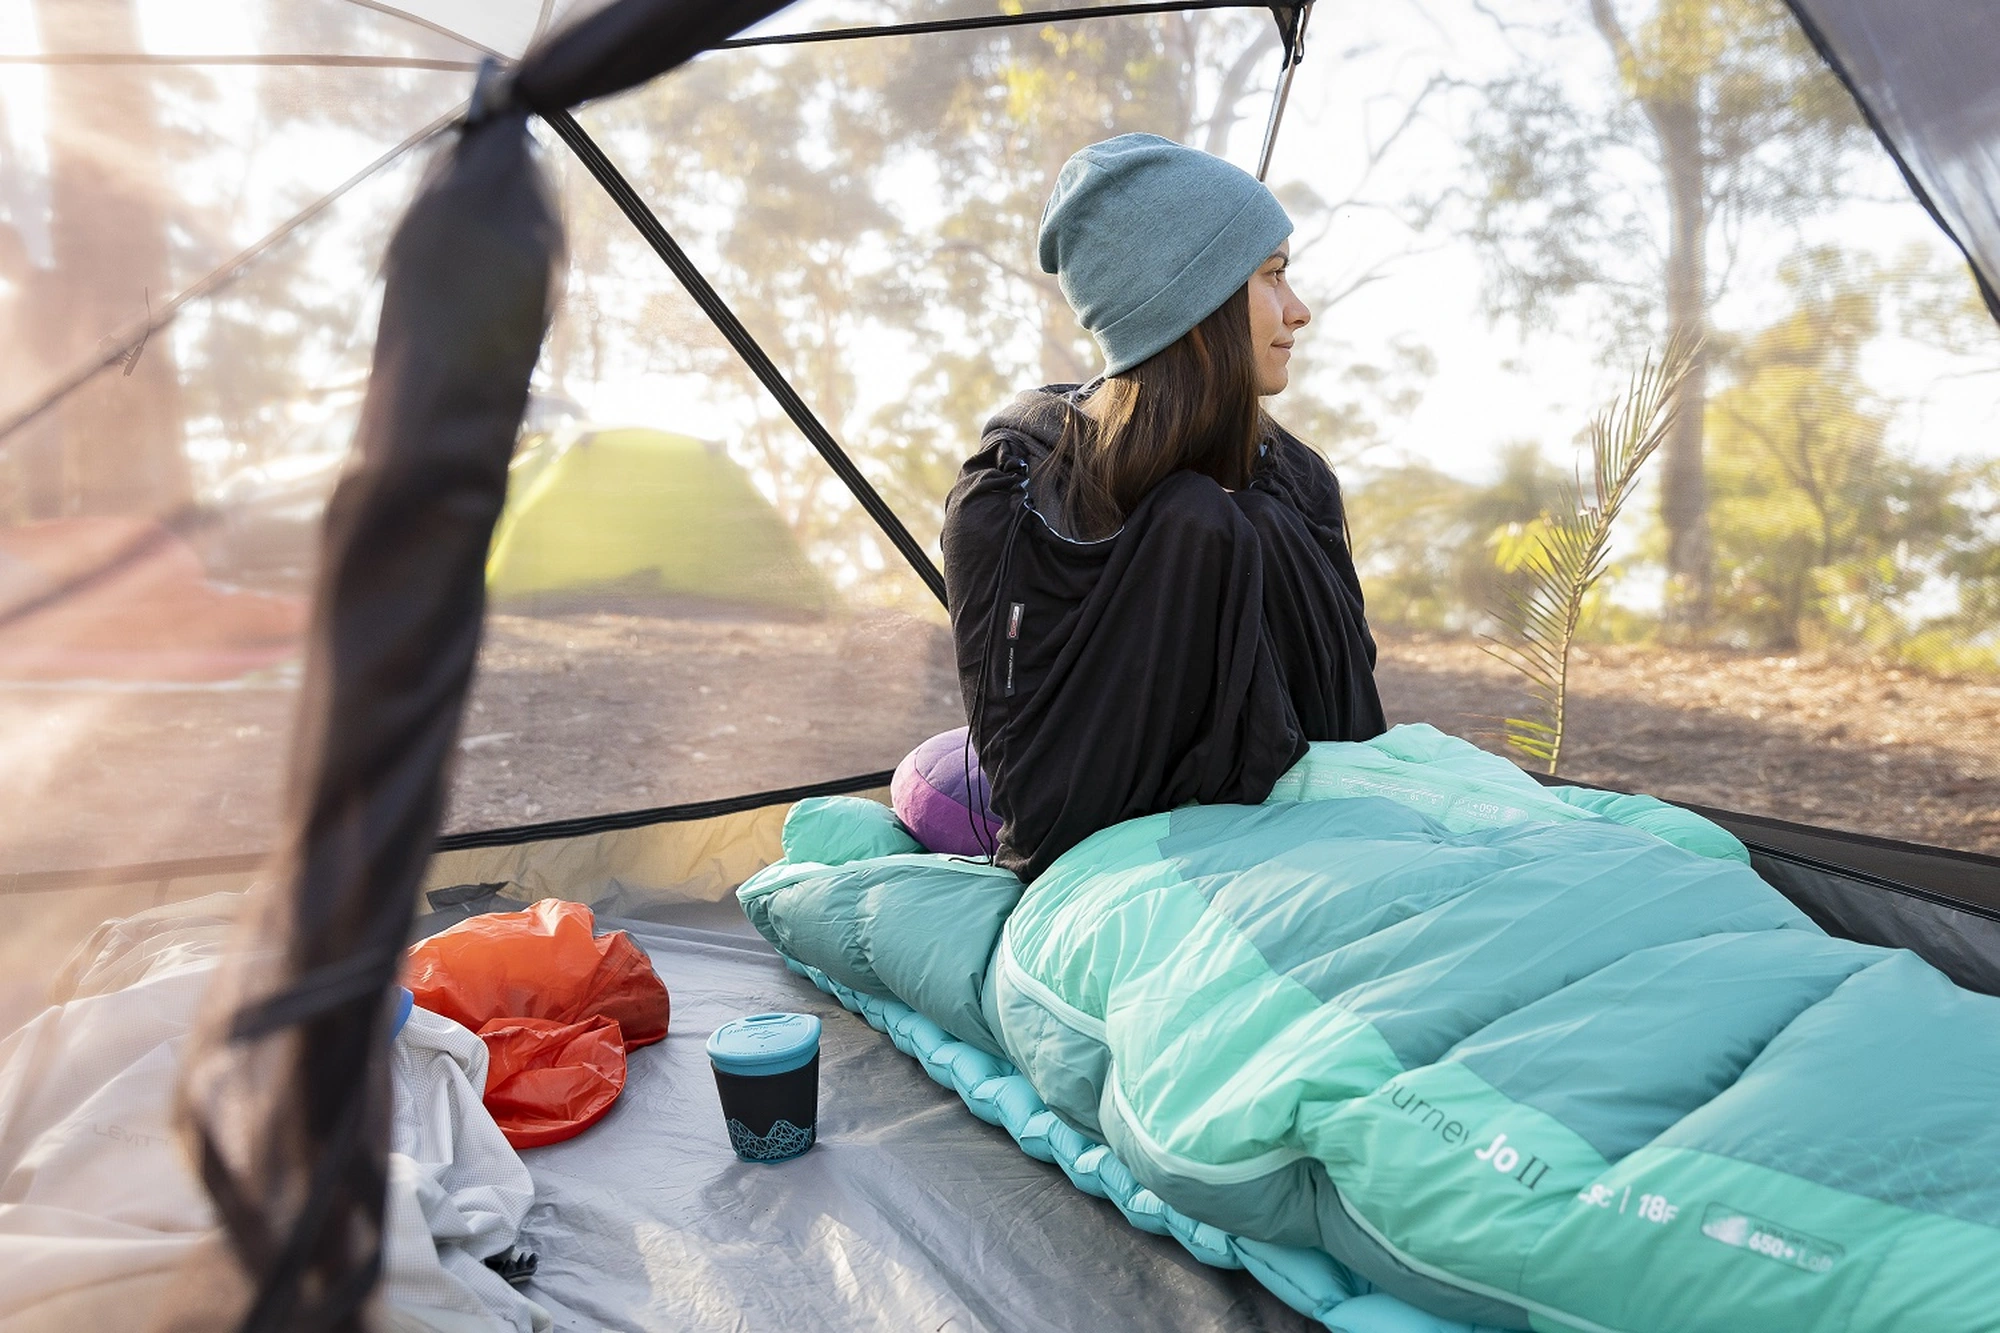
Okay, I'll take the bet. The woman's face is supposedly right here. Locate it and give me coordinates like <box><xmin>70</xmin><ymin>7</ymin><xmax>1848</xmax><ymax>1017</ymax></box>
<box><xmin>1247</xmin><ymin>242</ymin><xmax>1310</xmax><ymax>396</ymax></box>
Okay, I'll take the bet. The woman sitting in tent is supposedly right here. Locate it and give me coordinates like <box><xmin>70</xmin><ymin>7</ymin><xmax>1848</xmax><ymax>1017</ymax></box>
<box><xmin>942</xmin><ymin>133</ymin><xmax>1386</xmax><ymax>882</ymax></box>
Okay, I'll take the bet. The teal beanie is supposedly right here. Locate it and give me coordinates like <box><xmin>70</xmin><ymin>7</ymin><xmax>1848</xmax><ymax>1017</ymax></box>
<box><xmin>1038</xmin><ymin>133</ymin><xmax>1293</xmax><ymax>376</ymax></box>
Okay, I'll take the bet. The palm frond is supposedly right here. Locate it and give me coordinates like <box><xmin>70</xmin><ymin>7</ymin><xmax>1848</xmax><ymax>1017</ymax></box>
<box><xmin>1482</xmin><ymin>336</ymin><xmax>1697</xmax><ymax>774</ymax></box>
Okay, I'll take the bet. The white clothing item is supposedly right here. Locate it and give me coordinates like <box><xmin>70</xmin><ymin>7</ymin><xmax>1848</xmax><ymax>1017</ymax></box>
<box><xmin>0</xmin><ymin>892</ymin><xmax>548</xmax><ymax>1333</ymax></box>
<box><xmin>384</xmin><ymin>1005</ymin><xmax>547</xmax><ymax>1333</ymax></box>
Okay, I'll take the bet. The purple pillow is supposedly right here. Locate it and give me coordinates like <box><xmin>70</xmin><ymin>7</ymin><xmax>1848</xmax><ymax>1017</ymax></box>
<box><xmin>892</xmin><ymin>727</ymin><xmax>1000</xmax><ymax>857</ymax></box>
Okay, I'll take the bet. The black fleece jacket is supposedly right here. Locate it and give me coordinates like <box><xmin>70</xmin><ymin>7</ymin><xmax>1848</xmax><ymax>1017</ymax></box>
<box><xmin>941</xmin><ymin>386</ymin><xmax>1386</xmax><ymax>882</ymax></box>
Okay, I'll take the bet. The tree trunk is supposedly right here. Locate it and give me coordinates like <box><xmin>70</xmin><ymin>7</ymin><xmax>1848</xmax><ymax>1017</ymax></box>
<box><xmin>1202</xmin><ymin>25</ymin><xmax>1280</xmax><ymax>156</ymax></box>
<box><xmin>34</xmin><ymin>0</ymin><xmax>189</xmax><ymax>518</ymax></box>
<box><xmin>1654</xmin><ymin>94</ymin><xmax>1713</xmax><ymax>634</ymax></box>
<box><xmin>1778</xmin><ymin>569</ymin><xmax>1806</xmax><ymax>652</ymax></box>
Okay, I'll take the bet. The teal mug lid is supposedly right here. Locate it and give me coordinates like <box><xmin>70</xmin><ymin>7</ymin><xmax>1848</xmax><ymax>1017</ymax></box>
<box><xmin>707</xmin><ymin>1012</ymin><xmax>821</xmax><ymax>1076</ymax></box>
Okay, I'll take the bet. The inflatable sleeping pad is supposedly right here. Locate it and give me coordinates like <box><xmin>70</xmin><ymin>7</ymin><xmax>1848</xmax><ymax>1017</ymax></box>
<box><xmin>738</xmin><ymin>724</ymin><xmax>2000</xmax><ymax>1332</ymax></box>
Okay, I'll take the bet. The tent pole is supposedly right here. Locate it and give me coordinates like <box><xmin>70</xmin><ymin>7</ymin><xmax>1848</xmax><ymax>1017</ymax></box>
<box><xmin>541</xmin><ymin>107</ymin><xmax>950</xmax><ymax>607</ymax></box>
<box><xmin>719</xmin><ymin>1</ymin><xmax>1263</xmax><ymax>49</ymax></box>
<box><xmin>1256</xmin><ymin>3</ymin><xmax>1312</xmax><ymax>181</ymax></box>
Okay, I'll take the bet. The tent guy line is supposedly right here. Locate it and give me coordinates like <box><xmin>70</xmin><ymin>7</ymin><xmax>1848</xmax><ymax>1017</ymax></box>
<box><xmin>334</xmin><ymin>0</ymin><xmax>510</xmax><ymax>60</ymax></box>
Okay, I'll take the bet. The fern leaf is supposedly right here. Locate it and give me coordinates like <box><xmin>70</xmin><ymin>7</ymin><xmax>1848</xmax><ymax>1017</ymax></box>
<box><xmin>1483</xmin><ymin>336</ymin><xmax>1697</xmax><ymax>774</ymax></box>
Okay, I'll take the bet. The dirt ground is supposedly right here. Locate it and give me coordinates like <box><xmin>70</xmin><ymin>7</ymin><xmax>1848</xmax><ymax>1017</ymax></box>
<box><xmin>443</xmin><ymin>609</ymin><xmax>967</xmax><ymax>829</ymax></box>
<box><xmin>5</xmin><ymin>612</ymin><xmax>1995</xmax><ymax>882</ymax></box>
<box><xmin>457</xmin><ymin>615</ymin><xmax>2000</xmax><ymax>855</ymax></box>
<box><xmin>456</xmin><ymin>617</ymin><xmax>2000</xmax><ymax>855</ymax></box>
<box><xmin>1372</xmin><ymin>632</ymin><xmax>2000</xmax><ymax>856</ymax></box>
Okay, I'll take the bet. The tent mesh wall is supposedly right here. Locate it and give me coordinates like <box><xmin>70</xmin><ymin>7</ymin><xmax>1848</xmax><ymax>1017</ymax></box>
<box><xmin>1</xmin><ymin>0</ymin><xmax>1995</xmax><ymax>1017</ymax></box>
<box><xmin>555</xmin><ymin>0</ymin><xmax>2000</xmax><ymax>858</ymax></box>
<box><xmin>0</xmin><ymin>0</ymin><xmax>488</xmax><ymax>1032</ymax></box>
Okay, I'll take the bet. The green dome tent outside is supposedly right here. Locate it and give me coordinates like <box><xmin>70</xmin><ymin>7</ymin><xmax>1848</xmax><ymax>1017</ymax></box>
<box><xmin>485</xmin><ymin>428</ymin><xmax>828</xmax><ymax>614</ymax></box>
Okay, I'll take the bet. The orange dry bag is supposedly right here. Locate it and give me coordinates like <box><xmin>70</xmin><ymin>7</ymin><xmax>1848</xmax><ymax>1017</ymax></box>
<box><xmin>405</xmin><ymin>898</ymin><xmax>670</xmax><ymax>1147</ymax></box>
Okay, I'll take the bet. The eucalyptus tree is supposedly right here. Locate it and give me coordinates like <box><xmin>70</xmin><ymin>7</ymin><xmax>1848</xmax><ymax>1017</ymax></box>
<box><xmin>1705</xmin><ymin>249</ymin><xmax>1999</xmax><ymax>658</ymax></box>
<box><xmin>1460</xmin><ymin>0</ymin><xmax>1867</xmax><ymax>631</ymax></box>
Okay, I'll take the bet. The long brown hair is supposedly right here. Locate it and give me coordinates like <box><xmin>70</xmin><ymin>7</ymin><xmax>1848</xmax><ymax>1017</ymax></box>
<box><xmin>1049</xmin><ymin>284</ymin><xmax>1263</xmax><ymax>540</ymax></box>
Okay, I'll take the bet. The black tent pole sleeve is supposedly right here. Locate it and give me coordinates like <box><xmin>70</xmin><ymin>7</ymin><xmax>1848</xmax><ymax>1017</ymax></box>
<box><xmin>432</xmin><ymin>768</ymin><xmax>900</xmax><ymax>848</ymax></box>
<box><xmin>0</xmin><ymin>769</ymin><xmax>900</xmax><ymax>896</ymax></box>
<box><xmin>21</xmin><ymin>764</ymin><xmax>1998</xmax><ymax>905</ymax></box>
<box><xmin>163</xmin><ymin>104</ymin><xmax>563</xmax><ymax>1333</ymax></box>
<box><xmin>541</xmin><ymin>106</ymin><xmax>951</xmax><ymax>607</ymax></box>
<box><xmin>717</xmin><ymin>0</ymin><xmax>1268</xmax><ymax>48</ymax></box>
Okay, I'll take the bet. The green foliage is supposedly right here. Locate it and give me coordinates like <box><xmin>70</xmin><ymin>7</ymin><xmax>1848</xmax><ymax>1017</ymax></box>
<box><xmin>1347</xmin><ymin>442</ymin><xmax>1567</xmax><ymax>632</ymax></box>
<box><xmin>1704</xmin><ymin>249</ymin><xmax>2000</xmax><ymax>662</ymax></box>
<box><xmin>1483</xmin><ymin>339</ymin><xmax>1697</xmax><ymax>772</ymax></box>
<box><xmin>1455</xmin><ymin>0</ymin><xmax>1873</xmax><ymax>624</ymax></box>
<box><xmin>1448</xmin><ymin>0</ymin><xmax>1997</xmax><ymax>675</ymax></box>
<box><xmin>1354</xmin><ymin>243</ymin><xmax>2000</xmax><ymax>682</ymax></box>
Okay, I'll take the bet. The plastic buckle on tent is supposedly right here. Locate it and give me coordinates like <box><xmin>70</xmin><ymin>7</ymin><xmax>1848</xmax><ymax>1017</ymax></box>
<box><xmin>466</xmin><ymin>57</ymin><xmax>518</xmax><ymax>128</ymax></box>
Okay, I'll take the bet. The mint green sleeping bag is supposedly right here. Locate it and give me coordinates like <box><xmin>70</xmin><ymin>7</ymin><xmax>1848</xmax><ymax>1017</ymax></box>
<box><xmin>741</xmin><ymin>725</ymin><xmax>2000</xmax><ymax>1332</ymax></box>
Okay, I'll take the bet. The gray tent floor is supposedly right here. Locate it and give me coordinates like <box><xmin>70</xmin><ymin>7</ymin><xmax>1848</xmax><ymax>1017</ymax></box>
<box><xmin>514</xmin><ymin>902</ymin><xmax>1313</xmax><ymax>1333</ymax></box>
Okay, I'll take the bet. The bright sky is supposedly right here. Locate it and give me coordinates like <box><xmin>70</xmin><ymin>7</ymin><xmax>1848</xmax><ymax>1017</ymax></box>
<box><xmin>0</xmin><ymin>0</ymin><xmax>468</xmax><ymax>483</ymax></box>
